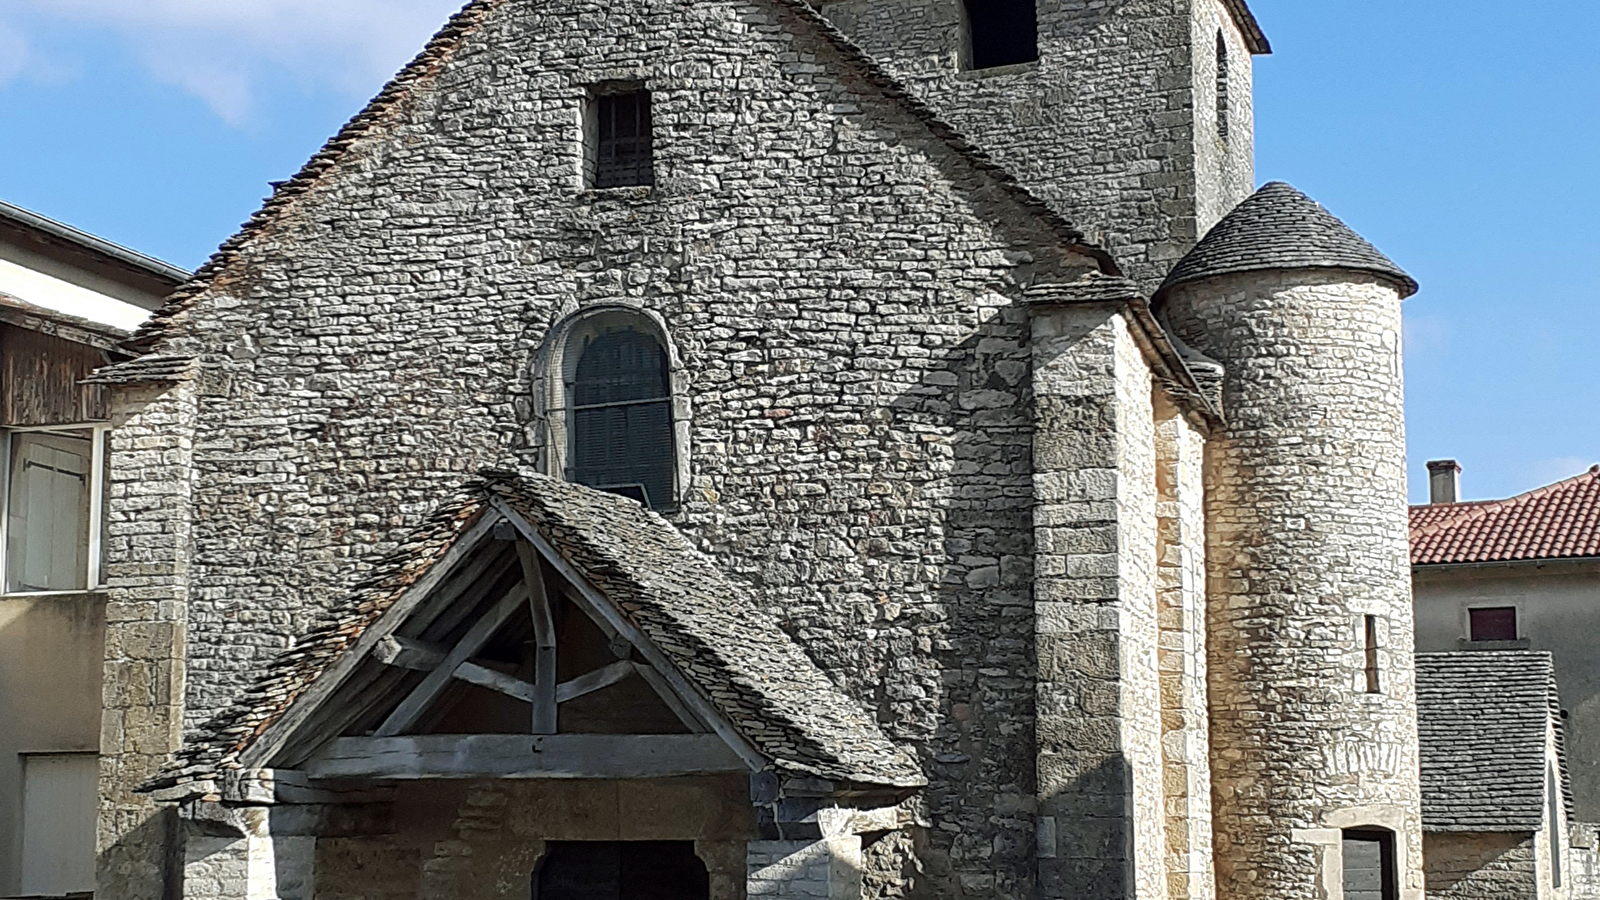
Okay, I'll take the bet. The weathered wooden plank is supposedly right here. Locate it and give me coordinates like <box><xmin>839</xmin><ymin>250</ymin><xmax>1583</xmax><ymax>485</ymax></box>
<box><xmin>556</xmin><ymin>659</ymin><xmax>635</xmax><ymax>703</ymax></box>
<box><xmin>0</xmin><ymin>325</ymin><xmax>112</xmax><ymax>426</ymax></box>
<box><xmin>302</xmin><ymin>734</ymin><xmax>746</xmax><ymax>780</ymax></box>
<box><xmin>375</xmin><ymin>635</ymin><xmax>444</xmax><ymax>670</ymax></box>
<box><xmin>242</xmin><ymin>510</ymin><xmax>507</xmax><ymax>769</ymax></box>
<box><xmin>455</xmin><ymin>661</ymin><xmax>535</xmax><ymax>703</ymax></box>
<box><xmin>516</xmin><ymin>541</ymin><xmax>559</xmax><ymax>734</ymax></box>
<box><xmin>489</xmin><ymin>498</ymin><xmax>761</xmax><ymax>769</ymax></box>
<box><xmin>374</xmin><ymin>583</ymin><xmax>530</xmax><ymax>737</ymax></box>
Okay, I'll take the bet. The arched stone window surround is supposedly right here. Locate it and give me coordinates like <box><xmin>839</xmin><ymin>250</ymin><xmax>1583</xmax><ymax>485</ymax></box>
<box><xmin>531</xmin><ymin>304</ymin><xmax>690</xmax><ymax>512</ymax></box>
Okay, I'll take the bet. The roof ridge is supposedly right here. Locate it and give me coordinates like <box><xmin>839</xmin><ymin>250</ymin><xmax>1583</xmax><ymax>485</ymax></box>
<box><xmin>123</xmin><ymin>0</ymin><xmax>1118</xmax><ymax>359</ymax></box>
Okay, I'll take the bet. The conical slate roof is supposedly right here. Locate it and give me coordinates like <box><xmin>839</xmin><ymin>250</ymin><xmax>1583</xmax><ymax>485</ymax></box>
<box><xmin>1156</xmin><ymin>182</ymin><xmax>1418</xmax><ymax>300</ymax></box>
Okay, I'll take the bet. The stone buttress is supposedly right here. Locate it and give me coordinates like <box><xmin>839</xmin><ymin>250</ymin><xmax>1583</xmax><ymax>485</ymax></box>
<box><xmin>1157</xmin><ymin>183</ymin><xmax>1424</xmax><ymax>900</ymax></box>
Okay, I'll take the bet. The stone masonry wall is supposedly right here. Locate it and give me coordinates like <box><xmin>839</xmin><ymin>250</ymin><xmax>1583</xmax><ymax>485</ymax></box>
<box><xmin>1423</xmin><ymin>833</ymin><xmax>1539</xmax><ymax>900</ymax></box>
<box><xmin>817</xmin><ymin>0</ymin><xmax>1258</xmax><ymax>290</ymax></box>
<box><xmin>1155</xmin><ymin>394</ymin><xmax>1214</xmax><ymax>900</ymax></box>
<box><xmin>111</xmin><ymin>0</ymin><xmax>1112</xmax><ymax>896</ymax></box>
<box><xmin>97</xmin><ymin>379</ymin><xmax>198</xmax><ymax>900</ymax></box>
<box><xmin>1029</xmin><ymin>304</ymin><xmax>1168</xmax><ymax>900</ymax></box>
<box><xmin>1163</xmin><ymin>270</ymin><xmax>1423</xmax><ymax>900</ymax></box>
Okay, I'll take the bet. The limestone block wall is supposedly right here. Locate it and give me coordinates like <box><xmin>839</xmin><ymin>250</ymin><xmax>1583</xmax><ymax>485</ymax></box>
<box><xmin>817</xmin><ymin>0</ymin><xmax>1258</xmax><ymax>289</ymax></box>
<box><xmin>1423</xmin><ymin>833</ymin><xmax>1539</xmax><ymax>900</ymax></box>
<box><xmin>97</xmin><ymin>379</ymin><xmax>198</xmax><ymax>900</ymax></box>
<box><xmin>1162</xmin><ymin>269</ymin><xmax>1423</xmax><ymax>900</ymax></box>
<box><xmin>112</xmin><ymin>0</ymin><xmax>1110</xmax><ymax>896</ymax></box>
<box><xmin>1029</xmin><ymin>303</ymin><xmax>1168</xmax><ymax>899</ymax></box>
<box><xmin>1154</xmin><ymin>394</ymin><xmax>1214</xmax><ymax>900</ymax></box>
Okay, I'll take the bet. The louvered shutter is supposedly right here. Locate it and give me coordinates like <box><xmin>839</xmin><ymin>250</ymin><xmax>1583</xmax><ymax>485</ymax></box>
<box><xmin>571</xmin><ymin>329</ymin><xmax>675</xmax><ymax>511</ymax></box>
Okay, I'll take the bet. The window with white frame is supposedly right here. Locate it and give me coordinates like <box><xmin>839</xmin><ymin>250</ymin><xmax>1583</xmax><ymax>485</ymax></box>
<box><xmin>1</xmin><ymin>425</ymin><xmax>108</xmax><ymax>594</ymax></box>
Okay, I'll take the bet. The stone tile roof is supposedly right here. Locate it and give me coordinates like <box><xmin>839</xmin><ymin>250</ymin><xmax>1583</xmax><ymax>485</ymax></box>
<box><xmin>122</xmin><ymin>0</ymin><xmax>1117</xmax><ymax>357</ymax></box>
<box><xmin>1416</xmin><ymin>651</ymin><xmax>1566</xmax><ymax>832</ymax></box>
<box><xmin>1411</xmin><ymin>466</ymin><xmax>1600</xmax><ymax>565</ymax></box>
<box><xmin>146</xmin><ymin>472</ymin><xmax>924</xmax><ymax>795</ymax></box>
<box><xmin>82</xmin><ymin>353</ymin><xmax>198</xmax><ymax>385</ymax></box>
<box><xmin>1222</xmin><ymin>0</ymin><xmax>1272</xmax><ymax>55</ymax></box>
<box><xmin>1155</xmin><ymin>182</ymin><xmax>1419</xmax><ymax>301</ymax></box>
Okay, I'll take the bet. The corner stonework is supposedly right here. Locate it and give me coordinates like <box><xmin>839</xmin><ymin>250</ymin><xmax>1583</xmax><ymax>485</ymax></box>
<box><xmin>97</xmin><ymin>377</ymin><xmax>199</xmax><ymax>900</ymax></box>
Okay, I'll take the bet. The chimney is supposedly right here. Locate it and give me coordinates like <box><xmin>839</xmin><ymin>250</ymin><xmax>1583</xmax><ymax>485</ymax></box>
<box><xmin>1427</xmin><ymin>459</ymin><xmax>1462</xmax><ymax>505</ymax></box>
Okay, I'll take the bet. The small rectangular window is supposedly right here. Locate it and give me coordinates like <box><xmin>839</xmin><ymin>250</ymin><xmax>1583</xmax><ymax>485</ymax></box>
<box><xmin>591</xmin><ymin>90</ymin><xmax>654</xmax><ymax>189</ymax></box>
<box><xmin>963</xmin><ymin>0</ymin><xmax>1038</xmax><ymax>70</ymax></box>
<box><xmin>1469</xmin><ymin>606</ymin><xmax>1518</xmax><ymax>642</ymax></box>
<box><xmin>3</xmin><ymin>427</ymin><xmax>106</xmax><ymax>594</ymax></box>
<box><xmin>1364</xmin><ymin>615</ymin><xmax>1381</xmax><ymax>694</ymax></box>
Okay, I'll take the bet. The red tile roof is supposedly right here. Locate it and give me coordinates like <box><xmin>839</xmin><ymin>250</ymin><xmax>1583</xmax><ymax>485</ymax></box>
<box><xmin>1411</xmin><ymin>466</ymin><xmax>1600</xmax><ymax>565</ymax></box>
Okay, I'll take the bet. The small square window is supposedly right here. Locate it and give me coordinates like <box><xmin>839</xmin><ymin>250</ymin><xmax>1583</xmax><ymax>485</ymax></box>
<box><xmin>1469</xmin><ymin>607</ymin><xmax>1518</xmax><ymax>642</ymax></box>
<box><xmin>590</xmin><ymin>90</ymin><xmax>654</xmax><ymax>189</ymax></box>
<box><xmin>964</xmin><ymin>0</ymin><xmax>1039</xmax><ymax>70</ymax></box>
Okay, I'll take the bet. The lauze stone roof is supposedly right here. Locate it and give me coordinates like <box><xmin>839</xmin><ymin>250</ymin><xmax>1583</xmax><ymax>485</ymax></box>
<box><xmin>1416</xmin><ymin>651</ymin><xmax>1567</xmax><ymax>832</ymax></box>
<box><xmin>1411</xmin><ymin>466</ymin><xmax>1600</xmax><ymax>565</ymax></box>
<box><xmin>149</xmin><ymin>472</ymin><xmax>924</xmax><ymax>795</ymax></box>
<box><xmin>1156</xmin><ymin>181</ymin><xmax>1419</xmax><ymax>300</ymax></box>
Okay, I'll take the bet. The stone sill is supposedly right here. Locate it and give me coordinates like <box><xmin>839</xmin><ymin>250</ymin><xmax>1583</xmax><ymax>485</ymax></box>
<box><xmin>957</xmin><ymin>60</ymin><xmax>1040</xmax><ymax>81</ymax></box>
<box><xmin>1</xmin><ymin>589</ymin><xmax>108</xmax><ymax>601</ymax></box>
<box><xmin>577</xmin><ymin>185</ymin><xmax>655</xmax><ymax>202</ymax></box>
<box><xmin>1456</xmin><ymin>638</ymin><xmax>1532</xmax><ymax>651</ymax></box>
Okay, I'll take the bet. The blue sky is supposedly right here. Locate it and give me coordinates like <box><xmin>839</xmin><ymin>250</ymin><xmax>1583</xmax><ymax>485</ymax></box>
<box><xmin>0</xmin><ymin>0</ymin><xmax>1594</xmax><ymax>503</ymax></box>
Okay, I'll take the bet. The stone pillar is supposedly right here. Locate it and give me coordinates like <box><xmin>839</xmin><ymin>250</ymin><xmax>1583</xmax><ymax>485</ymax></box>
<box><xmin>1154</xmin><ymin>394</ymin><xmax>1215</xmax><ymax>900</ymax></box>
<box><xmin>1163</xmin><ymin>269</ymin><xmax>1423</xmax><ymax>900</ymax></box>
<box><xmin>1029</xmin><ymin>304</ymin><xmax>1165</xmax><ymax>900</ymax></box>
<box><xmin>747</xmin><ymin>836</ymin><xmax>863</xmax><ymax>900</ymax></box>
<box><xmin>181</xmin><ymin>804</ymin><xmax>315</xmax><ymax>900</ymax></box>
<box><xmin>97</xmin><ymin>377</ymin><xmax>198</xmax><ymax>900</ymax></box>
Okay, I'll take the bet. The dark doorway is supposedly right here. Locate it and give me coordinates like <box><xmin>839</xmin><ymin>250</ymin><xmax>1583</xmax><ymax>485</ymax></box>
<box><xmin>1342</xmin><ymin>829</ymin><xmax>1398</xmax><ymax>900</ymax></box>
<box><xmin>963</xmin><ymin>0</ymin><xmax>1038</xmax><ymax>70</ymax></box>
<box><xmin>535</xmin><ymin>841</ymin><xmax>709</xmax><ymax>900</ymax></box>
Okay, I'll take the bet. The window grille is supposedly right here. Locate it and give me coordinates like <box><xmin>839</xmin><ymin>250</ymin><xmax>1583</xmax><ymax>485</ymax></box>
<box><xmin>964</xmin><ymin>0</ymin><xmax>1038</xmax><ymax>70</ymax></box>
<box><xmin>594</xmin><ymin>91</ymin><xmax>654</xmax><ymax>189</ymax></box>
<box><xmin>569</xmin><ymin>328</ymin><xmax>675</xmax><ymax>511</ymax></box>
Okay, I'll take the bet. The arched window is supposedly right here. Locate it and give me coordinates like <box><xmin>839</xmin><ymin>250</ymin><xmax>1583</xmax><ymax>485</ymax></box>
<box><xmin>567</xmin><ymin>323</ymin><xmax>676</xmax><ymax>512</ymax></box>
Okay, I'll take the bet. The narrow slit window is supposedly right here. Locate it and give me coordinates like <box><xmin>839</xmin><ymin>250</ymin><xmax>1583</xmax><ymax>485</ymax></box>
<box><xmin>1215</xmin><ymin>31</ymin><xmax>1230</xmax><ymax>142</ymax></box>
<box><xmin>1364</xmin><ymin>615</ymin><xmax>1381</xmax><ymax>694</ymax></box>
<box><xmin>593</xmin><ymin>90</ymin><xmax>654</xmax><ymax>189</ymax></box>
<box><xmin>1469</xmin><ymin>606</ymin><xmax>1517</xmax><ymax>642</ymax></box>
<box><xmin>963</xmin><ymin>0</ymin><xmax>1038</xmax><ymax>70</ymax></box>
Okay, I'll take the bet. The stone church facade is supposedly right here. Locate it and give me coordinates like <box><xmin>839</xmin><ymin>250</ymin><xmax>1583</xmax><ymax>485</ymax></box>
<box><xmin>89</xmin><ymin>1</ymin><xmax>1431</xmax><ymax>899</ymax></box>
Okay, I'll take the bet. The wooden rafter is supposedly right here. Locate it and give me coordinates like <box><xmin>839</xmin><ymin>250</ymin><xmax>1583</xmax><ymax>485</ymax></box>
<box><xmin>375</xmin><ymin>583</ymin><xmax>530</xmax><ymax>737</ymax></box>
<box><xmin>515</xmin><ymin>541</ymin><xmax>559</xmax><ymax>734</ymax></box>
<box><xmin>489</xmin><ymin>498</ymin><xmax>762</xmax><ymax>770</ymax></box>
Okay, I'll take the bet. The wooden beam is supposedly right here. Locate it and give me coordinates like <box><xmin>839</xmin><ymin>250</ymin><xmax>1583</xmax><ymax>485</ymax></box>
<box><xmin>240</xmin><ymin>510</ymin><xmax>506</xmax><ymax>769</ymax></box>
<box><xmin>303</xmin><ymin>734</ymin><xmax>746</xmax><ymax>780</ymax></box>
<box><xmin>455</xmin><ymin>661</ymin><xmax>535</xmax><ymax>703</ymax></box>
<box><xmin>489</xmin><ymin>498</ymin><xmax>764</xmax><ymax>771</ymax></box>
<box><xmin>516</xmin><ymin>540</ymin><xmax>558</xmax><ymax>734</ymax></box>
<box><xmin>374</xmin><ymin>583</ymin><xmax>530</xmax><ymax>737</ymax></box>
<box><xmin>375</xmin><ymin>635</ymin><xmax>444</xmax><ymax>671</ymax></box>
<box><xmin>633</xmin><ymin>663</ymin><xmax>710</xmax><ymax>733</ymax></box>
<box><xmin>555</xmin><ymin>660</ymin><xmax>635</xmax><ymax>703</ymax></box>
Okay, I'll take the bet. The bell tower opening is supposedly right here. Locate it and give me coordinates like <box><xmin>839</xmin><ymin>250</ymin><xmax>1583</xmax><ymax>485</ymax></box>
<box><xmin>962</xmin><ymin>0</ymin><xmax>1038</xmax><ymax>70</ymax></box>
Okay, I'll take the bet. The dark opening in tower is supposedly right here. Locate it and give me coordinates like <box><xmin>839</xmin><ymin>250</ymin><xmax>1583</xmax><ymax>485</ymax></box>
<box><xmin>964</xmin><ymin>0</ymin><xmax>1038</xmax><ymax>70</ymax></box>
<box><xmin>534</xmin><ymin>842</ymin><xmax>708</xmax><ymax>900</ymax></box>
<box><xmin>1216</xmin><ymin>30</ymin><xmax>1230</xmax><ymax>142</ymax></box>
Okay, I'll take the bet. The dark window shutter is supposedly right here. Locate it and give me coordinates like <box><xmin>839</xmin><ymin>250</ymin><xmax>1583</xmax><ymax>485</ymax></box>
<box><xmin>570</xmin><ymin>329</ymin><xmax>675</xmax><ymax>511</ymax></box>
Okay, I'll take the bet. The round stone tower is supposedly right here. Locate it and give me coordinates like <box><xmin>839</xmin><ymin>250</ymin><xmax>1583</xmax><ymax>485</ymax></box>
<box><xmin>1154</xmin><ymin>182</ymin><xmax>1424</xmax><ymax>900</ymax></box>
